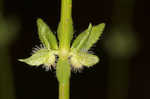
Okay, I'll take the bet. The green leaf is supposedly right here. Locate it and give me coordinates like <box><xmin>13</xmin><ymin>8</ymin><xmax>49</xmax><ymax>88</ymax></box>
<box><xmin>71</xmin><ymin>23</ymin><xmax>92</xmax><ymax>50</ymax></box>
<box><xmin>79</xmin><ymin>53</ymin><xmax>99</xmax><ymax>67</ymax></box>
<box><xmin>70</xmin><ymin>51</ymin><xmax>99</xmax><ymax>68</ymax></box>
<box><xmin>56</xmin><ymin>58</ymin><xmax>71</xmax><ymax>83</ymax></box>
<box><xmin>18</xmin><ymin>48</ymin><xmax>55</xmax><ymax>66</ymax></box>
<box><xmin>37</xmin><ymin>18</ymin><xmax>58</xmax><ymax>50</ymax></box>
<box><xmin>84</xmin><ymin>23</ymin><xmax>105</xmax><ymax>50</ymax></box>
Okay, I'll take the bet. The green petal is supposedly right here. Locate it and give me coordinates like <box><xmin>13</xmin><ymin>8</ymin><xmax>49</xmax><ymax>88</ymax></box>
<box><xmin>84</xmin><ymin>23</ymin><xmax>105</xmax><ymax>50</ymax></box>
<box><xmin>71</xmin><ymin>23</ymin><xmax>92</xmax><ymax>50</ymax></box>
<box><xmin>37</xmin><ymin>18</ymin><xmax>58</xmax><ymax>50</ymax></box>
<box><xmin>18</xmin><ymin>48</ymin><xmax>55</xmax><ymax>66</ymax></box>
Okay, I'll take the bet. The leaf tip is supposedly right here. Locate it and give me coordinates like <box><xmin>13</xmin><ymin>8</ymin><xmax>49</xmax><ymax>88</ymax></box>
<box><xmin>36</xmin><ymin>18</ymin><xmax>44</xmax><ymax>26</ymax></box>
<box><xmin>89</xmin><ymin>22</ymin><xmax>92</xmax><ymax>27</ymax></box>
<box><xmin>18</xmin><ymin>59</ymin><xmax>24</xmax><ymax>62</ymax></box>
<box><xmin>99</xmin><ymin>23</ymin><xmax>106</xmax><ymax>29</ymax></box>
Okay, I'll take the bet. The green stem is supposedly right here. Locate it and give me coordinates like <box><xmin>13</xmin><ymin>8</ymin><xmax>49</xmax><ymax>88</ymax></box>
<box><xmin>60</xmin><ymin>0</ymin><xmax>72</xmax><ymax>22</ymax></box>
<box><xmin>57</xmin><ymin>58</ymin><xmax>71</xmax><ymax>99</ymax></box>
<box><xmin>58</xmin><ymin>0</ymin><xmax>73</xmax><ymax>50</ymax></box>
<box><xmin>57</xmin><ymin>0</ymin><xmax>72</xmax><ymax>99</ymax></box>
<box><xmin>57</xmin><ymin>57</ymin><xmax>70</xmax><ymax>99</ymax></box>
<box><xmin>59</xmin><ymin>82</ymin><xmax>70</xmax><ymax>99</ymax></box>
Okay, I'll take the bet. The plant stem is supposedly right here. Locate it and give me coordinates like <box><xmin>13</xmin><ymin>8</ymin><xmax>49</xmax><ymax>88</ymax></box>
<box><xmin>59</xmin><ymin>82</ymin><xmax>70</xmax><ymax>99</ymax></box>
<box><xmin>57</xmin><ymin>57</ymin><xmax>71</xmax><ymax>99</ymax></box>
<box><xmin>57</xmin><ymin>0</ymin><xmax>72</xmax><ymax>99</ymax></box>
<box><xmin>58</xmin><ymin>0</ymin><xmax>73</xmax><ymax>50</ymax></box>
<box><xmin>60</xmin><ymin>0</ymin><xmax>72</xmax><ymax>22</ymax></box>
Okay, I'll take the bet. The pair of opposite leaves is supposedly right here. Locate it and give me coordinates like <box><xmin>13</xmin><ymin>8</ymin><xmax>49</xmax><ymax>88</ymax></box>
<box><xmin>19</xmin><ymin>18</ymin><xmax>105</xmax><ymax>70</ymax></box>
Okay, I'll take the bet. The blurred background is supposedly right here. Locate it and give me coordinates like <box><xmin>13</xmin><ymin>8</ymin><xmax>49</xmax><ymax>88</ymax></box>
<box><xmin>0</xmin><ymin>0</ymin><xmax>150</xmax><ymax>99</ymax></box>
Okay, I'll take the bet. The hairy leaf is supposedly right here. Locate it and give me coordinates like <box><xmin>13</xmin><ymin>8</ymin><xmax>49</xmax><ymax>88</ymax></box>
<box><xmin>71</xmin><ymin>51</ymin><xmax>99</xmax><ymax>68</ymax></box>
<box><xmin>71</xmin><ymin>23</ymin><xmax>92</xmax><ymax>50</ymax></box>
<box><xmin>37</xmin><ymin>18</ymin><xmax>58</xmax><ymax>49</ymax></box>
<box><xmin>18</xmin><ymin>48</ymin><xmax>55</xmax><ymax>66</ymax></box>
<box><xmin>84</xmin><ymin>23</ymin><xmax>105</xmax><ymax>50</ymax></box>
<box><xmin>79</xmin><ymin>53</ymin><xmax>99</xmax><ymax>67</ymax></box>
